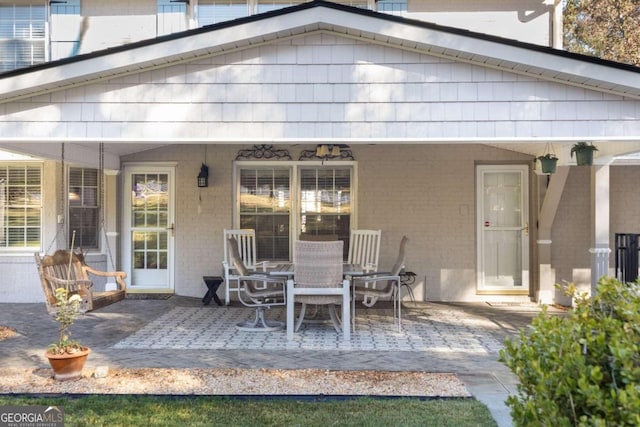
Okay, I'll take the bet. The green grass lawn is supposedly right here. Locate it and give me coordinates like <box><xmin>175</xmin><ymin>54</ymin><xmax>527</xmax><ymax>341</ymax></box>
<box><xmin>0</xmin><ymin>395</ymin><xmax>497</xmax><ymax>426</ymax></box>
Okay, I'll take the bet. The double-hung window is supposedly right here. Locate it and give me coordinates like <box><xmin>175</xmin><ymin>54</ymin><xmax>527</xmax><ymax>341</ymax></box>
<box><xmin>0</xmin><ymin>164</ymin><xmax>42</xmax><ymax>250</ymax></box>
<box><xmin>49</xmin><ymin>0</ymin><xmax>82</xmax><ymax>59</ymax></box>
<box><xmin>236</xmin><ymin>163</ymin><xmax>354</xmax><ymax>261</ymax></box>
<box><xmin>239</xmin><ymin>167</ymin><xmax>291</xmax><ymax>261</ymax></box>
<box><xmin>376</xmin><ymin>0</ymin><xmax>407</xmax><ymax>15</ymax></box>
<box><xmin>68</xmin><ymin>167</ymin><xmax>99</xmax><ymax>249</ymax></box>
<box><xmin>256</xmin><ymin>1</ymin><xmax>368</xmax><ymax>14</ymax></box>
<box><xmin>299</xmin><ymin>167</ymin><xmax>351</xmax><ymax>243</ymax></box>
<box><xmin>0</xmin><ymin>1</ymin><xmax>46</xmax><ymax>72</ymax></box>
<box><xmin>198</xmin><ymin>0</ymin><xmax>248</xmax><ymax>26</ymax></box>
<box><xmin>157</xmin><ymin>0</ymin><xmax>188</xmax><ymax>36</ymax></box>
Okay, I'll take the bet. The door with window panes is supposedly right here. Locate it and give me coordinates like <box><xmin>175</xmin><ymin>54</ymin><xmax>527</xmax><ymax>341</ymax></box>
<box><xmin>476</xmin><ymin>165</ymin><xmax>529</xmax><ymax>293</ymax></box>
<box><xmin>123</xmin><ymin>165</ymin><xmax>175</xmax><ymax>291</ymax></box>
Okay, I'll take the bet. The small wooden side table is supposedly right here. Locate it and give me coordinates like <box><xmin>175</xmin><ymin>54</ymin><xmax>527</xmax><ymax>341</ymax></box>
<box><xmin>202</xmin><ymin>276</ymin><xmax>223</xmax><ymax>306</ymax></box>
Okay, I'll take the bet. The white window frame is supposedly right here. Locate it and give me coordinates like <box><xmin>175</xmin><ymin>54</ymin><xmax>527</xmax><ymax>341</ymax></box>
<box><xmin>68</xmin><ymin>166</ymin><xmax>100</xmax><ymax>250</ymax></box>
<box><xmin>157</xmin><ymin>0</ymin><xmax>191</xmax><ymax>36</ymax></box>
<box><xmin>0</xmin><ymin>0</ymin><xmax>48</xmax><ymax>71</ymax></box>
<box><xmin>233</xmin><ymin>160</ymin><xmax>357</xmax><ymax>262</ymax></box>
<box><xmin>193</xmin><ymin>0</ymin><xmax>378</xmax><ymax>27</ymax></box>
<box><xmin>0</xmin><ymin>162</ymin><xmax>42</xmax><ymax>252</ymax></box>
<box><xmin>376</xmin><ymin>0</ymin><xmax>407</xmax><ymax>15</ymax></box>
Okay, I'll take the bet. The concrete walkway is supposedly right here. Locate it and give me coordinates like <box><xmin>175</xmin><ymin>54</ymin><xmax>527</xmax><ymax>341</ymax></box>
<box><xmin>0</xmin><ymin>297</ymin><xmax>564</xmax><ymax>426</ymax></box>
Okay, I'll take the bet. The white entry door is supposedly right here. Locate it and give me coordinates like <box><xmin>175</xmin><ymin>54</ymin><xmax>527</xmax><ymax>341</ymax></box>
<box><xmin>476</xmin><ymin>165</ymin><xmax>529</xmax><ymax>293</ymax></box>
<box><xmin>123</xmin><ymin>165</ymin><xmax>175</xmax><ymax>291</ymax></box>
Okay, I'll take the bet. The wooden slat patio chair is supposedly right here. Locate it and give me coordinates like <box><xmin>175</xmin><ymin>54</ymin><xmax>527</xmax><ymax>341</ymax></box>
<box><xmin>35</xmin><ymin>250</ymin><xmax>127</xmax><ymax>314</ymax></box>
<box><xmin>348</xmin><ymin>229</ymin><xmax>381</xmax><ymax>306</ymax></box>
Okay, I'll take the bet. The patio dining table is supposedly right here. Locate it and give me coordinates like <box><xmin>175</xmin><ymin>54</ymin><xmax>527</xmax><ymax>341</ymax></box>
<box><xmin>269</xmin><ymin>263</ymin><xmax>364</xmax><ymax>341</ymax></box>
<box><xmin>268</xmin><ymin>263</ymin><xmax>364</xmax><ymax>277</ymax></box>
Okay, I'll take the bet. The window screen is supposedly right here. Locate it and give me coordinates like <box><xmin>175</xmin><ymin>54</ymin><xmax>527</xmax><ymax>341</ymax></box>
<box><xmin>157</xmin><ymin>0</ymin><xmax>188</xmax><ymax>36</ymax></box>
<box><xmin>0</xmin><ymin>164</ymin><xmax>42</xmax><ymax>249</ymax></box>
<box><xmin>299</xmin><ymin>167</ymin><xmax>351</xmax><ymax>255</ymax></box>
<box><xmin>198</xmin><ymin>0</ymin><xmax>248</xmax><ymax>26</ymax></box>
<box><xmin>0</xmin><ymin>1</ymin><xmax>46</xmax><ymax>71</ymax></box>
<box><xmin>50</xmin><ymin>0</ymin><xmax>80</xmax><ymax>15</ymax></box>
<box><xmin>239</xmin><ymin>167</ymin><xmax>290</xmax><ymax>261</ymax></box>
<box><xmin>377</xmin><ymin>0</ymin><xmax>407</xmax><ymax>15</ymax></box>
<box><xmin>68</xmin><ymin>167</ymin><xmax>99</xmax><ymax>249</ymax></box>
<box><xmin>256</xmin><ymin>0</ymin><xmax>300</xmax><ymax>14</ymax></box>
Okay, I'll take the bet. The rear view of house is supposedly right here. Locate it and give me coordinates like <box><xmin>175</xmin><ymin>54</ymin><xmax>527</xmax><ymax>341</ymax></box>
<box><xmin>1</xmin><ymin>0</ymin><xmax>639</xmax><ymax>307</ymax></box>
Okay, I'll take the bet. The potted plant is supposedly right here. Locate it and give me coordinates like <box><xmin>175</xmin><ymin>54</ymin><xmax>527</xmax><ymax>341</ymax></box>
<box><xmin>536</xmin><ymin>153</ymin><xmax>558</xmax><ymax>174</ymax></box>
<box><xmin>571</xmin><ymin>142</ymin><xmax>598</xmax><ymax>166</ymax></box>
<box><xmin>44</xmin><ymin>286</ymin><xmax>91</xmax><ymax>381</ymax></box>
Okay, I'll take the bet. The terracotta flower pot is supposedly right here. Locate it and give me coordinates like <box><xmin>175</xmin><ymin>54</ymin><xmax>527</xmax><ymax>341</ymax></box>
<box><xmin>45</xmin><ymin>347</ymin><xmax>91</xmax><ymax>381</ymax></box>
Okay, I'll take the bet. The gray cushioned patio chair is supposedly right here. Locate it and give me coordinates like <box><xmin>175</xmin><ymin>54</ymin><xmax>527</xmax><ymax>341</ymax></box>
<box><xmin>228</xmin><ymin>237</ymin><xmax>286</xmax><ymax>331</ymax></box>
<box><xmin>351</xmin><ymin>236</ymin><xmax>408</xmax><ymax>333</ymax></box>
<box><xmin>286</xmin><ymin>240</ymin><xmax>350</xmax><ymax>340</ymax></box>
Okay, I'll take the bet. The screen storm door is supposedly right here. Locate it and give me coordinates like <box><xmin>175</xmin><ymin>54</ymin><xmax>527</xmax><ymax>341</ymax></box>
<box><xmin>476</xmin><ymin>165</ymin><xmax>529</xmax><ymax>293</ymax></box>
<box><xmin>123</xmin><ymin>165</ymin><xmax>175</xmax><ymax>291</ymax></box>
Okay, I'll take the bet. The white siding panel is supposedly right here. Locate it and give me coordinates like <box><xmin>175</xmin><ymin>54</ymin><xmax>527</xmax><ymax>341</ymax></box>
<box><xmin>0</xmin><ymin>34</ymin><xmax>639</xmax><ymax>142</ymax></box>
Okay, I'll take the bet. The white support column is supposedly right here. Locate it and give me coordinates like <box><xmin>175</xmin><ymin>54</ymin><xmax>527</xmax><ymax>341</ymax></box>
<box><xmin>590</xmin><ymin>164</ymin><xmax>611</xmax><ymax>293</ymax></box>
<box><xmin>589</xmin><ymin>248</ymin><xmax>611</xmax><ymax>288</ymax></box>
<box><xmin>537</xmin><ymin>166</ymin><xmax>569</xmax><ymax>304</ymax></box>
<box><xmin>104</xmin><ymin>170</ymin><xmax>120</xmax><ymax>272</ymax></box>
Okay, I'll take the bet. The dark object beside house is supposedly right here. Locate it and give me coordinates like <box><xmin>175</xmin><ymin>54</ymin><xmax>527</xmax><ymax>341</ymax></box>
<box><xmin>202</xmin><ymin>276</ymin><xmax>223</xmax><ymax>306</ymax></box>
<box><xmin>615</xmin><ymin>233</ymin><xmax>640</xmax><ymax>283</ymax></box>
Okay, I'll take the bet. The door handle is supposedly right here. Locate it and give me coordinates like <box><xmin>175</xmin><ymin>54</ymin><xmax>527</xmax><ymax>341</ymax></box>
<box><xmin>166</xmin><ymin>223</ymin><xmax>175</xmax><ymax>237</ymax></box>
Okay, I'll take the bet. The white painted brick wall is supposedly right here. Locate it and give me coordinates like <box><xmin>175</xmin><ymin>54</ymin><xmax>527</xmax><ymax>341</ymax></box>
<box><xmin>114</xmin><ymin>143</ymin><xmax>535</xmax><ymax>303</ymax></box>
<box><xmin>5</xmin><ymin>147</ymin><xmax>640</xmax><ymax>303</ymax></box>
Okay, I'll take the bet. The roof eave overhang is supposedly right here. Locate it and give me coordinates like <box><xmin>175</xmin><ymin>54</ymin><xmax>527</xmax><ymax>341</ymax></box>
<box><xmin>1</xmin><ymin>1</ymin><xmax>639</xmax><ymax>103</ymax></box>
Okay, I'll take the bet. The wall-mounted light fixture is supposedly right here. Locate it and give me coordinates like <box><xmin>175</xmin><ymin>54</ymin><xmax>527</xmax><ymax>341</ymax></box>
<box><xmin>316</xmin><ymin>144</ymin><xmax>341</xmax><ymax>158</ymax></box>
<box><xmin>197</xmin><ymin>163</ymin><xmax>209</xmax><ymax>188</ymax></box>
<box><xmin>299</xmin><ymin>144</ymin><xmax>354</xmax><ymax>161</ymax></box>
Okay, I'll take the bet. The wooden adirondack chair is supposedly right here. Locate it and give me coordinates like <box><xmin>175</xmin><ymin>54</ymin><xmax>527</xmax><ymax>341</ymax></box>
<box><xmin>35</xmin><ymin>250</ymin><xmax>127</xmax><ymax>314</ymax></box>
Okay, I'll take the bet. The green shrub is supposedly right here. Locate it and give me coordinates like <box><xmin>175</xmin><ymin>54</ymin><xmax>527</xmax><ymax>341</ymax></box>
<box><xmin>500</xmin><ymin>277</ymin><xmax>640</xmax><ymax>426</ymax></box>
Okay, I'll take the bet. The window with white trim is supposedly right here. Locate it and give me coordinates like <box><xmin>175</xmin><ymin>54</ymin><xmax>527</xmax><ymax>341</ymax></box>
<box><xmin>256</xmin><ymin>0</ymin><xmax>367</xmax><ymax>14</ymax></box>
<box><xmin>157</xmin><ymin>0</ymin><xmax>188</xmax><ymax>36</ymax></box>
<box><xmin>236</xmin><ymin>163</ymin><xmax>353</xmax><ymax>261</ymax></box>
<box><xmin>239</xmin><ymin>167</ymin><xmax>291</xmax><ymax>260</ymax></box>
<box><xmin>49</xmin><ymin>0</ymin><xmax>82</xmax><ymax>60</ymax></box>
<box><xmin>68</xmin><ymin>167</ymin><xmax>99</xmax><ymax>249</ymax></box>
<box><xmin>0</xmin><ymin>1</ymin><xmax>46</xmax><ymax>72</ymax></box>
<box><xmin>0</xmin><ymin>164</ymin><xmax>42</xmax><ymax>250</ymax></box>
<box><xmin>50</xmin><ymin>0</ymin><xmax>80</xmax><ymax>15</ymax></box>
<box><xmin>198</xmin><ymin>0</ymin><xmax>248</xmax><ymax>26</ymax></box>
<box><xmin>377</xmin><ymin>0</ymin><xmax>406</xmax><ymax>15</ymax></box>
<box><xmin>299</xmin><ymin>166</ymin><xmax>351</xmax><ymax>247</ymax></box>
<box><xmin>196</xmin><ymin>1</ymin><xmax>371</xmax><ymax>27</ymax></box>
